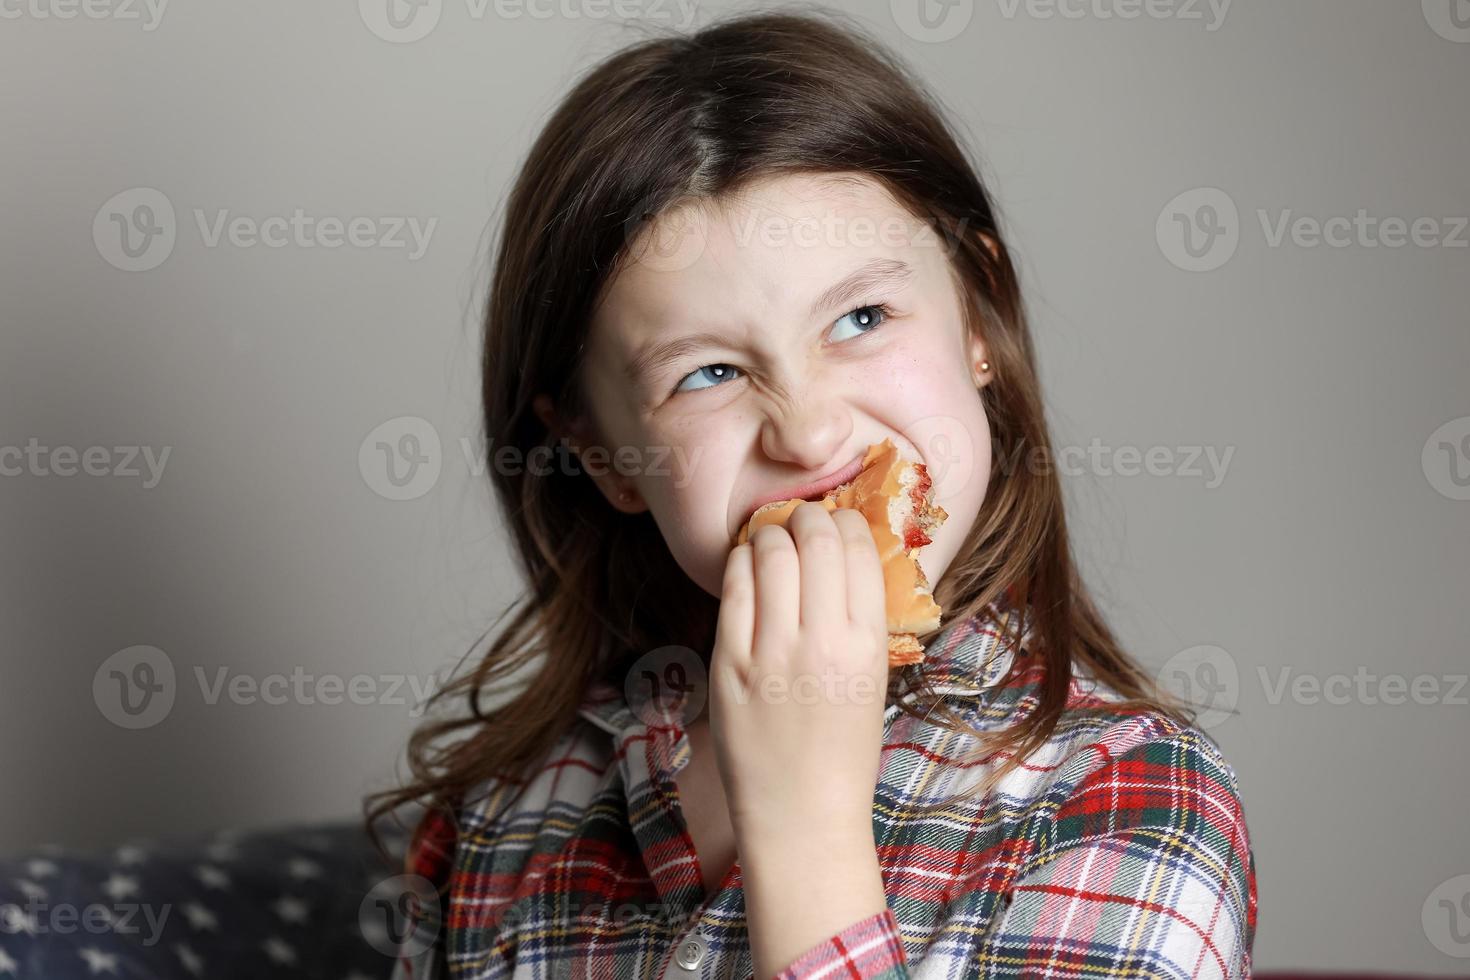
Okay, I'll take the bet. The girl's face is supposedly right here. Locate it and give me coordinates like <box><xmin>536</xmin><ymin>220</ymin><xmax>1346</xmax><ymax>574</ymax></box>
<box><xmin>535</xmin><ymin>172</ymin><xmax>994</xmax><ymax>600</ymax></box>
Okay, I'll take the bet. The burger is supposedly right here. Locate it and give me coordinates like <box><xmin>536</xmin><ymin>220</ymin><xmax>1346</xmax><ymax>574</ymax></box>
<box><xmin>733</xmin><ymin>438</ymin><xmax>948</xmax><ymax>666</ymax></box>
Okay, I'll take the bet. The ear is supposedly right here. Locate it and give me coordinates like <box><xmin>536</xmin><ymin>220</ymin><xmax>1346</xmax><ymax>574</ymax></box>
<box><xmin>531</xmin><ymin>393</ymin><xmax>647</xmax><ymax>514</ymax></box>
<box><xmin>532</xmin><ymin>392</ymin><xmax>572</xmax><ymax>443</ymax></box>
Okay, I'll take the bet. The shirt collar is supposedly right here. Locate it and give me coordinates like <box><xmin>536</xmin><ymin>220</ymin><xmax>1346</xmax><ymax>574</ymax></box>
<box><xmin>575</xmin><ymin>599</ymin><xmax>1028</xmax><ymax>738</ymax></box>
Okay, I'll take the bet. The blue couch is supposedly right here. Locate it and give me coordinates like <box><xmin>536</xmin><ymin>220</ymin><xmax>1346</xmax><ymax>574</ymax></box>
<box><xmin>0</xmin><ymin>819</ymin><xmax>1429</xmax><ymax>980</ymax></box>
<box><xmin>0</xmin><ymin>817</ymin><xmax>413</xmax><ymax>979</ymax></box>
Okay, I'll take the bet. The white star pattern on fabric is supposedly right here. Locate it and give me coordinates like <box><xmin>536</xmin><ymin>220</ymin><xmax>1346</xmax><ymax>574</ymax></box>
<box><xmin>0</xmin><ymin>819</ymin><xmax>413</xmax><ymax>979</ymax></box>
<box><xmin>13</xmin><ymin>880</ymin><xmax>46</xmax><ymax>902</ymax></box>
<box><xmin>285</xmin><ymin>857</ymin><xmax>321</xmax><ymax>880</ymax></box>
<box><xmin>100</xmin><ymin>874</ymin><xmax>138</xmax><ymax>902</ymax></box>
<box><xmin>6</xmin><ymin>908</ymin><xmax>40</xmax><ymax>937</ymax></box>
<box><xmin>193</xmin><ymin>865</ymin><xmax>231</xmax><ymax>890</ymax></box>
<box><xmin>23</xmin><ymin>860</ymin><xmax>57</xmax><ymax>879</ymax></box>
<box><xmin>271</xmin><ymin>895</ymin><xmax>310</xmax><ymax>924</ymax></box>
<box><xmin>180</xmin><ymin>901</ymin><xmax>219</xmax><ymax>931</ymax></box>
<box><xmin>262</xmin><ymin>936</ymin><xmax>298</xmax><ymax>965</ymax></box>
<box><xmin>77</xmin><ymin>948</ymin><xmax>119</xmax><ymax>975</ymax></box>
<box><xmin>204</xmin><ymin>841</ymin><xmax>239</xmax><ymax>863</ymax></box>
<box><xmin>174</xmin><ymin>944</ymin><xmax>204</xmax><ymax>976</ymax></box>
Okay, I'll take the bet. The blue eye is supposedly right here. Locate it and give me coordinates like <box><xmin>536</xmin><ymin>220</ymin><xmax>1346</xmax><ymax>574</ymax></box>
<box><xmin>670</xmin><ymin>303</ymin><xmax>895</xmax><ymax>395</ymax></box>
<box><xmin>673</xmin><ymin>364</ymin><xmax>743</xmax><ymax>394</ymax></box>
<box><xmin>830</xmin><ymin>303</ymin><xmax>892</xmax><ymax>342</ymax></box>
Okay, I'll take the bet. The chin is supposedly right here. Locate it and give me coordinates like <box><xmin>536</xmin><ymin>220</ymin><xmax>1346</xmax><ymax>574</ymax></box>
<box><xmin>669</xmin><ymin>539</ymin><xmax>727</xmax><ymax>601</ymax></box>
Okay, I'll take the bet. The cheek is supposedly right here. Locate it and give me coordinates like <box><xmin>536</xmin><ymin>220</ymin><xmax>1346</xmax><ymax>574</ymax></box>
<box><xmin>635</xmin><ymin>418</ymin><xmax>745</xmax><ymax>598</ymax></box>
<box><xmin>860</xmin><ymin>334</ymin><xmax>993</xmax><ymax>586</ymax></box>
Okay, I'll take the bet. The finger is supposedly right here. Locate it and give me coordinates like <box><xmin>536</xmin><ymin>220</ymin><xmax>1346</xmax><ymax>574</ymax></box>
<box><xmin>789</xmin><ymin>501</ymin><xmax>846</xmax><ymax>637</ymax></box>
<box><xmin>749</xmin><ymin>522</ymin><xmax>800</xmax><ymax>665</ymax></box>
<box><xmin>714</xmin><ymin>542</ymin><xmax>755</xmax><ymax>678</ymax></box>
<box><xmin>832</xmin><ymin>508</ymin><xmax>887</xmax><ymax>638</ymax></box>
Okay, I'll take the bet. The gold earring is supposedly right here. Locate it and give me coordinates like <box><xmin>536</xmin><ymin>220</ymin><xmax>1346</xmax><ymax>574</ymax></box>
<box><xmin>618</xmin><ymin>489</ymin><xmax>634</xmax><ymax>504</ymax></box>
<box><xmin>978</xmin><ymin>360</ymin><xmax>991</xmax><ymax>373</ymax></box>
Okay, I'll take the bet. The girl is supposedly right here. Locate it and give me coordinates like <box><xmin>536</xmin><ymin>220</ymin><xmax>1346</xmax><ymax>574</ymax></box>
<box><xmin>366</xmin><ymin>8</ymin><xmax>1257</xmax><ymax>979</ymax></box>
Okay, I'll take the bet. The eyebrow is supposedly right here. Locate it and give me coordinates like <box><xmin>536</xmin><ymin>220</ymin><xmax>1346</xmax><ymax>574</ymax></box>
<box><xmin>623</xmin><ymin>257</ymin><xmax>916</xmax><ymax>386</ymax></box>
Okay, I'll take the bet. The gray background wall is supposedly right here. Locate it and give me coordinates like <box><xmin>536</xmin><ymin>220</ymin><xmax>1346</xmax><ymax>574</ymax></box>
<box><xmin>2</xmin><ymin>0</ymin><xmax>1467</xmax><ymax>972</ymax></box>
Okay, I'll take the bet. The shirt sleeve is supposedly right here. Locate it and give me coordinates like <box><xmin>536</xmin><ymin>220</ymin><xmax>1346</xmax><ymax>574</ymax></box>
<box><xmin>771</xmin><ymin>906</ymin><xmax>909</xmax><ymax>980</ymax></box>
<box><xmin>772</xmin><ymin>725</ymin><xmax>1256</xmax><ymax>980</ymax></box>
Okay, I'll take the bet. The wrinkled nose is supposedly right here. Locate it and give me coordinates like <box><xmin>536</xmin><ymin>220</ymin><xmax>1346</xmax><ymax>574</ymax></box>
<box><xmin>759</xmin><ymin>396</ymin><xmax>853</xmax><ymax>473</ymax></box>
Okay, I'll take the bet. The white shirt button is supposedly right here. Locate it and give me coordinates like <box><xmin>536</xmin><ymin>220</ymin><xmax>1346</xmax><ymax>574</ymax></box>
<box><xmin>674</xmin><ymin>934</ymin><xmax>706</xmax><ymax>971</ymax></box>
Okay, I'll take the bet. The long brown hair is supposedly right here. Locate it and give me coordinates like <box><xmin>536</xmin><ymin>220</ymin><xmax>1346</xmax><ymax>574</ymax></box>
<box><xmin>364</xmin><ymin>4</ymin><xmax>1197</xmax><ymax>856</ymax></box>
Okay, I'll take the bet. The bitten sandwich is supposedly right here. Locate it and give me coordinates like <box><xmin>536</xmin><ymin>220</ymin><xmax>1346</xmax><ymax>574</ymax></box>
<box><xmin>734</xmin><ymin>438</ymin><xmax>948</xmax><ymax>666</ymax></box>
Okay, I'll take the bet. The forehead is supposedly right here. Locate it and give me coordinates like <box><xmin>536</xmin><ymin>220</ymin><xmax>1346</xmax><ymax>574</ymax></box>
<box><xmin>589</xmin><ymin>172</ymin><xmax>938</xmax><ymax>359</ymax></box>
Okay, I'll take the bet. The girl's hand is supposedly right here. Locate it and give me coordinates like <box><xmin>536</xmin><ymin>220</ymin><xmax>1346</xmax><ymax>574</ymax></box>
<box><xmin>708</xmin><ymin>501</ymin><xmax>890</xmax><ymax>848</ymax></box>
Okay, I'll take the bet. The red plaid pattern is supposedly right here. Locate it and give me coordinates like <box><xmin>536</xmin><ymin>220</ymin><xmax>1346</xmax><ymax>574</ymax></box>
<box><xmin>390</xmin><ymin>601</ymin><xmax>1257</xmax><ymax>979</ymax></box>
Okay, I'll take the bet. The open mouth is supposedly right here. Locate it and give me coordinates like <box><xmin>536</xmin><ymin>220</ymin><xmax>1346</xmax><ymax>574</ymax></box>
<box><xmin>740</xmin><ymin>451</ymin><xmax>869</xmax><ymax>528</ymax></box>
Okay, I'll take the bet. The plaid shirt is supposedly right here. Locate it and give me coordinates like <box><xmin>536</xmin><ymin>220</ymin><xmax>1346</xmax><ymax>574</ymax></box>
<box><xmin>391</xmin><ymin>602</ymin><xmax>1257</xmax><ymax>980</ymax></box>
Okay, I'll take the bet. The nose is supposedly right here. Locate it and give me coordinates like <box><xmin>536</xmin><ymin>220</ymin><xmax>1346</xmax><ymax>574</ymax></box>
<box><xmin>759</xmin><ymin>394</ymin><xmax>854</xmax><ymax>473</ymax></box>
